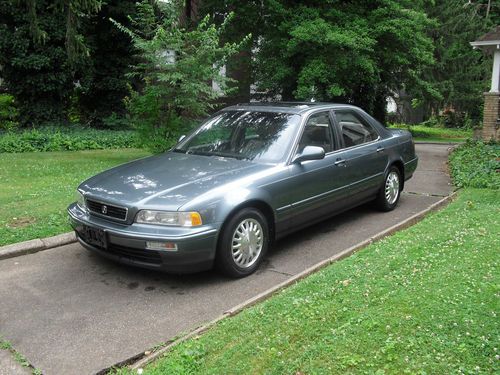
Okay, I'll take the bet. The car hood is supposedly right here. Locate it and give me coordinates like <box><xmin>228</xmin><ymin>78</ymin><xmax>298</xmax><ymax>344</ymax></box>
<box><xmin>80</xmin><ymin>152</ymin><xmax>268</xmax><ymax>210</ymax></box>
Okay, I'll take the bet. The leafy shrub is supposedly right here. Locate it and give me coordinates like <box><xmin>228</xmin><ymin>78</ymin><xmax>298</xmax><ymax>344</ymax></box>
<box><xmin>115</xmin><ymin>1</ymin><xmax>246</xmax><ymax>153</ymax></box>
<box><xmin>126</xmin><ymin>88</ymin><xmax>191</xmax><ymax>154</ymax></box>
<box><xmin>441</xmin><ymin>109</ymin><xmax>466</xmax><ymax>129</ymax></box>
<box><xmin>0</xmin><ymin>94</ymin><xmax>19</xmax><ymax>131</ymax></box>
<box><xmin>420</xmin><ymin>113</ymin><xmax>476</xmax><ymax>130</ymax></box>
<box><xmin>420</xmin><ymin>116</ymin><xmax>442</xmax><ymax>128</ymax></box>
<box><xmin>0</xmin><ymin>128</ymin><xmax>138</xmax><ymax>153</ymax></box>
<box><xmin>449</xmin><ymin>140</ymin><xmax>499</xmax><ymax>189</ymax></box>
<box><xmin>102</xmin><ymin>112</ymin><xmax>131</xmax><ymax>130</ymax></box>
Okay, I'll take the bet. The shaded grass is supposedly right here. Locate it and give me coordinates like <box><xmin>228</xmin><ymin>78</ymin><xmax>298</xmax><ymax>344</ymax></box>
<box><xmin>121</xmin><ymin>189</ymin><xmax>499</xmax><ymax>374</ymax></box>
<box><xmin>0</xmin><ymin>149</ymin><xmax>149</xmax><ymax>246</ymax></box>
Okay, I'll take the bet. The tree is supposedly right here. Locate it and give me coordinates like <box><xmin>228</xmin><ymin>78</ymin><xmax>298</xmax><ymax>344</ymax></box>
<box><xmin>0</xmin><ymin>0</ymin><xmax>75</xmax><ymax>125</ymax></box>
<box><xmin>201</xmin><ymin>0</ymin><xmax>262</xmax><ymax>103</ymax></box>
<box><xmin>14</xmin><ymin>0</ymin><xmax>101</xmax><ymax>64</ymax></box>
<box><xmin>419</xmin><ymin>0</ymin><xmax>499</xmax><ymax>126</ymax></box>
<box><xmin>114</xmin><ymin>0</ymin><xmax>246</xmax><ymax>152</ymax></box>
<box><xmin>0</xmin><ymin>0</ymin><xmax>134</xmax><ymax>126</ymax></box>
<box><xmin>261</xmin><ymin>0</ymin><xmax>437</xmax><ymax>122</ymax></box>
<box><xmin>76</xmin><ymin>0</ymin><xmax>138</xmax><ymax>126</ymax></box>
<box><xmin>200</xmin><ymin>0</ymin><xmax>436</xmax><ymax>123</ymax></box>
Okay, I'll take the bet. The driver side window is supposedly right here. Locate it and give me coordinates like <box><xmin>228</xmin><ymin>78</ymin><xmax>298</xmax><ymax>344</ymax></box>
<box><xmin>298</xmin><ymin>111</ymin><xmax>334</xmax><ymax>153</ymax></box>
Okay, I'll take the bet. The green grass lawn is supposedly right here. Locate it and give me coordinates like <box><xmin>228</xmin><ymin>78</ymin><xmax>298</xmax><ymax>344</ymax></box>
<box><xmin>391</xmin><ymin>124</ymin><xmax>472</xmax><ymax>143</ymax></box>
<box><xmin>0</xmin><ymin>149</ymin><xmax>150</xmax><ymax>246</ymax></box>
<box><xmin>122</xmin><ymin>188</ymin><xmax>499</xmax><ymax>375</ymax></box>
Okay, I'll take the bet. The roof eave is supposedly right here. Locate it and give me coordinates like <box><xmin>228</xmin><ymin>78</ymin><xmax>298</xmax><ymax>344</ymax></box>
<box><xmin>470</xmin><ymin>40</ymin><xmax>500</xmax><ymax>49</ymax></box>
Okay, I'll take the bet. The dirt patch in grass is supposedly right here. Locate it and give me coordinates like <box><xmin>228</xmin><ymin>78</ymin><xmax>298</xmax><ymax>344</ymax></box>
<box><xmin>7</xmin><ymin>217</ymin><xmax>37</xmax><ymax>228</ymax></box>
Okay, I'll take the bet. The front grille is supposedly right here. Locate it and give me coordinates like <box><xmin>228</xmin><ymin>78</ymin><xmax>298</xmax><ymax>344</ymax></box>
<box><xmin>87</xmin><ymin>199</ymin><xmax>127</xmax><ymax>221</ymax></box>
<box><xmin>106</xmin><ymin>244</ymin><xmax>162</xmax><ymax>265</ymax></box>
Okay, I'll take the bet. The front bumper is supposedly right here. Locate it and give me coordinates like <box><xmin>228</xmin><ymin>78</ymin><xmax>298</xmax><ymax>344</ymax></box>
<box><xmin>68</xmin><ymin>203</ymin><xmax>219</xmax><ymax>273</ymax></box>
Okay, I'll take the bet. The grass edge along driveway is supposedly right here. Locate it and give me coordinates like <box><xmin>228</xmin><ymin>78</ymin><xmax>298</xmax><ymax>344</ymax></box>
<box><xmin>0</xmin><ymin>149</ymin><xmax>150</xmax><ymax>247</ymax></box>
<box><xmin>391</xmin><ymin>125</ymin><xmax>472</xmax><ymax>143</ymax></box>
<box><xmin>118</xmin><ymin>188</ymin><xmax>499</xmax><ymax>375</ymax></box>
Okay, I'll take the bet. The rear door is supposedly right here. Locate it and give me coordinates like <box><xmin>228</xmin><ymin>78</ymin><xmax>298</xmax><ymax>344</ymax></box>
<box><xmin>331</xmin><ymin>109</ymin><xmax>388</xmax><ymax>202</ymax></box>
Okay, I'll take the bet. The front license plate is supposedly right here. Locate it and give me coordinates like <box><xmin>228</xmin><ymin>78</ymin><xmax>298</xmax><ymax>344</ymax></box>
<box><xmin>81</xmin><ymin>225</ymin><xmax>107</xmax><ymax>249</ymax></box>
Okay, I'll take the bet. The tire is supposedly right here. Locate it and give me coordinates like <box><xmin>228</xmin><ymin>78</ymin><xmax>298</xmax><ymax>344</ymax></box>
<box><xmin>215</xmin><ymin>208</ymin><xmax>269</xmax><ymax>278</ymax></box>
<box><xmin>375</xmin><ymin>166</ymin><xmax>402</xmax><ymax>212</ymax></box>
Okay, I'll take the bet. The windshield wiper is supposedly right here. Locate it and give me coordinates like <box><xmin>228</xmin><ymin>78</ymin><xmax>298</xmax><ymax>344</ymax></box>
<box><xmin>186</xmin><ymin>150</ymin><xmax>217</xmax><ymax>157</ymax></box>
<box><xmin>186</xmin><ymin>149</ymin><xmax>249</xmax><ymax>160</ymax></box>
<box><xmin>172</xmin><ymin>148</ymin><xmax>186</xmax><ymax>153</ymax></box>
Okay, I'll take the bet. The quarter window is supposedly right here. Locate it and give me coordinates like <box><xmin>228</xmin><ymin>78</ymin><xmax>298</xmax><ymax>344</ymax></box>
<box><xmin>298</xmin><ymin>112</ymin><xmax>334</xmax><ymax>153</ymax></box>
<box><xmin>335</xmin><ymin>111</ymin><xmax>379</xmax><ymax>147</ymax></box>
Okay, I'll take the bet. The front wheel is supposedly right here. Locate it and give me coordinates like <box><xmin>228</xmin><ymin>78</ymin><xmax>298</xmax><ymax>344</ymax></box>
<box><xmin>375</xmin><ymin>166</ymin><xmax>401</xmax><ymax>211</ymax></box>
<box><xmin>215</xmin><ymin>208</ymin><xmax>269</xmax><ymax>278</ymax></box>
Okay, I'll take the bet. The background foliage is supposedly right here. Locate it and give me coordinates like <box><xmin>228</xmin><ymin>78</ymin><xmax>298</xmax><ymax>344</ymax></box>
<box><xmin>0</xmin><ymin>127</ymin><xmax>137</xmax><ymax>153</ymax></box>
<box><xmin>0</xmin><ymin>0</ymin><xmax>75</xmax><ymax>125</ymax></box>
<box><xmin>0</xmin><ymin>94</ymin><xmax>19</xmax><ymax>131</ymax></box>
<box><xmin>76</xmin><ymin>0</ymin><xmax>138</xmax><ymax>127</ymax></box>
<box><xmin>115</xmin><ymin>0</ymin><xmax>246</xmax><ymax>153</ymax></box>
<box><xmin>417</xmin><ymin>0</ymin><xmax>498</xmax><ymax>126</ymax></box>
<box><xmin>449</xmin><ymin>140</ymin><xmax>500</xmax><ymax>189</ymax></box>
<box><xmin>0</xmin><ymin>0</ymin><xmax>499</xmax><ymax>139</ymax></box>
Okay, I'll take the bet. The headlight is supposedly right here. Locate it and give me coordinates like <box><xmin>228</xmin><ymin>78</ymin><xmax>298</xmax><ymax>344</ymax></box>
<box><xmin>76</xmin><ymin>190</ymin><xmax>86</xmax><ymax>210</ymax></box>
<box><xmin>135</xmin><ymin>210</ymin><xmax>203</xmax><ymax>227</ymax></box>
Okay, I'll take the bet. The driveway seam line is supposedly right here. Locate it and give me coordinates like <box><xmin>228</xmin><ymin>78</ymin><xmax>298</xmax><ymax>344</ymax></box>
<box><xmin>402</xmin><ymin>191</ymin><xmax>450</xmax><ymax>198</ymax></box>
<box><xmin>267</xmin><ymin>269</ymin><xmax>295</xmax><ymax>277</ymax></box>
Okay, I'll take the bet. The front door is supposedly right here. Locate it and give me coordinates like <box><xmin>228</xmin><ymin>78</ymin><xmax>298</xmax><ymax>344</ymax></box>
<box><xmin>285</xmin><ymin>111</ymin><xmax>342</xmax><ymax>230</ymax></box>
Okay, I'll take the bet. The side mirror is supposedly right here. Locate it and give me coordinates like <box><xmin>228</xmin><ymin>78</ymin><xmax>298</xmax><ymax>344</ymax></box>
<box><xmin>293</xmin><ymin>146</ymin><xmax>325</xmax><ymax>164</ymax></box>
<box><xmin>178</xmin><ymin>134</ymin><xmax>186</xmax><ymax>143</ymax></box>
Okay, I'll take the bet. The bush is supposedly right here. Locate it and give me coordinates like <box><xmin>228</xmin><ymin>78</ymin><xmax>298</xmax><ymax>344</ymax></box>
<box><xmin>420</xmin><ymin>116</ymin><xmax>442</xmax><ymax>128</ymax></box>
<box><xmin>0</xmin><ymin>94</ymin><xmax>19</xmax><ymax>131</ymax></box>
<box><xmin>449</xmin><ymin>140</ymin><xmax>499</xmax><ymax>189</ymax></box>
<box><xmin>116</xmin><ymin>1</ymin><xmax>245</xmax><ymax>153</ymax></box>
<box><xmin>102</xmin><ymin>112</ymin><xmax>131</xmax><ymax>130</ymax></box>
<box><xmin>420</xmin><ymin>112</ymin><xmax>477</xmax><ymax>130</ymax></box>
<box><xmin>126</xmin><ymin>88</ymin><xmax>191</xmax><ymax>154</ymax></box>
<box><xmin>0</xmin><ymin>127</ymin><xmax>138</xmax><ymax>153</ymax></box>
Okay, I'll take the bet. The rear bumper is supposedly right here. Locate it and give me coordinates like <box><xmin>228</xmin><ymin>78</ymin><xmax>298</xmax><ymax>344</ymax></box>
<box><xmin>68</xmin><ymin>203</ymin><xmax>219</xmax><ymax>274</ymax></box>
<box><xmin>404</xmin><ymin>156</ymin><xmax>418</xmax><ymax>181</ymax></box>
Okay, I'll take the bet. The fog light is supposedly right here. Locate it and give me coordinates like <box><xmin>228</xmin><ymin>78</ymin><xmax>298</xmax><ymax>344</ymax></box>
<box><xmin>146</xmin><ymin>241</ymin><xmax>178</xmax><ymax>251</ymax></box>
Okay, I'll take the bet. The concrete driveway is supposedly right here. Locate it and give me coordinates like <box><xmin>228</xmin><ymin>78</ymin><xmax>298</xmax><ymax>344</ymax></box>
<box><xmin>0</xmin><ymin>144</ymin><xmax>453</xmax><ymax>375</ymax></box>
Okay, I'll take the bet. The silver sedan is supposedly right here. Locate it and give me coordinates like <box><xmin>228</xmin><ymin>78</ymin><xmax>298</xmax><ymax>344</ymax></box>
<box><xmin>68</xmin><ymin>102</ymin><xmax>418</xmax><ymax>277</ymax></box>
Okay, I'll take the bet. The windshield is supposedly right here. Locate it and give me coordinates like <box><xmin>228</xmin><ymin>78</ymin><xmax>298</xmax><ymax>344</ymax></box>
<box><xmin>176</xmin><ymin>111</ymin><xmax>301</xmax><ymax>163</ymax></box>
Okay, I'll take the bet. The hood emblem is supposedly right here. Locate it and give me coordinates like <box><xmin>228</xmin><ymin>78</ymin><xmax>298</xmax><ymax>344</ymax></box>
<box><xmin>102</xmin><ymin>205</ymin><xmax>108</xmax><ymax>215</ymax></box>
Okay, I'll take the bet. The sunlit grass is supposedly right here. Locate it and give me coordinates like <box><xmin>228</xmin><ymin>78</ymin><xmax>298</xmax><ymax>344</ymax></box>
<box><xmin>119</xmin><ymin>189</ymin><xmax>499</xmax><ymax>374</ymax></box>
<box><xmin>390</xmin><ymin>124</ymin><xmax>472</xmax><ymax>142</ymax></box>
<box><xmin>0</xmin><ymin>149</ymin><xmax>150</xmax><ymax>246</ymax></box>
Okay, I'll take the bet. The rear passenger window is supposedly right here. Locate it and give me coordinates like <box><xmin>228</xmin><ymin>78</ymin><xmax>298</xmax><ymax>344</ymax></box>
<box><xmin>335</xmin><ymin>111</ymin><xmax>379</xmax><ymax>147</ymax></box>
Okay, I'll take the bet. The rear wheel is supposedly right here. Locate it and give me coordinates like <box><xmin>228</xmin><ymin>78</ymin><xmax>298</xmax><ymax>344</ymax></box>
<box><xmin>375</xmin><ymin>166</ymin><xmax>401</xmax><ymax>211</ymax></box>
<box><xmin>216</xmin><ymin>208</ymin><xmax>269</xmax><ymax>278</ymax></box>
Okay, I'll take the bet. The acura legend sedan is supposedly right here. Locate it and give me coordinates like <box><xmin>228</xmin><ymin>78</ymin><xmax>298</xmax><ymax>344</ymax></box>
<box><xmin>68</xmin><ymin>102</ymin><xmax>418</xmax><ymax>277</ymax></box>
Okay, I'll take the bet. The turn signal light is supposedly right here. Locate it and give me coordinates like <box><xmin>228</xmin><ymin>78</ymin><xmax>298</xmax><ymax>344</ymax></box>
<box><xmin>146</xmin><ymin>241</ymin><xmax>178</xmax><ymax>251</ymax></box>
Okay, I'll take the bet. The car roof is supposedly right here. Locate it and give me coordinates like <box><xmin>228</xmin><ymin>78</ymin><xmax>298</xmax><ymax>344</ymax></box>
<box><xmin>223</xmin><ymin>102</ymin><xmax>360</xmax><ymax>115</ymax></box>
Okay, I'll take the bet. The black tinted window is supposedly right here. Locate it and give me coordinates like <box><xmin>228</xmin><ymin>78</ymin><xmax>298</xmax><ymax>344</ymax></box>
<box><xmin>178</xmin><ymin>111</ymin><xmax>301</xmax><ymax>163</ymax></box>
<box><xmin>298</xmin><ymin>112</ymin><xmax>334</xmax><ymax>153</ymax></box>
<box><xmin>335</xmin><ymin>111</ymin><xmax>378</xmax><ymax>147</ymax></box>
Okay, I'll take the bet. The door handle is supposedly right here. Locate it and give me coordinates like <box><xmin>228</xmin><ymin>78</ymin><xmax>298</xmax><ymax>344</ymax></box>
<box><xmin>377</xmin><ymin>147</ymin><xmax>385</xmax><ymax>153</ymax></box>
<box><xmin>334</xmin><ymin>158</ymin><xmax>346</xmax><ymax>167</ymax></box>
